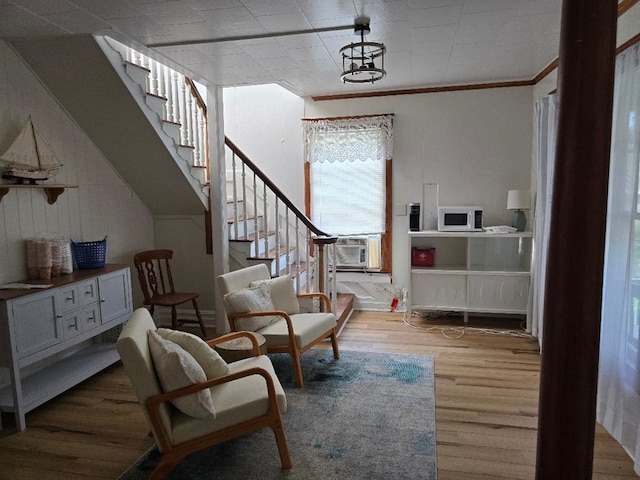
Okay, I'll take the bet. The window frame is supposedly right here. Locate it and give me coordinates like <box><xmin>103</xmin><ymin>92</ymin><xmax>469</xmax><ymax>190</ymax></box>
<box><xmin>303</xmin><ymin>114</ymin><xmax>393</xmax><ymax>273</ymax></box>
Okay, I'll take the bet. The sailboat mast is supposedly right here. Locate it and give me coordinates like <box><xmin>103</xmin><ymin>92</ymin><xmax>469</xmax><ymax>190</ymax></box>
<box><xmin>30</xmin><ymin>118</ymin><xmax>41</xmax><ymax>169</ymax></box>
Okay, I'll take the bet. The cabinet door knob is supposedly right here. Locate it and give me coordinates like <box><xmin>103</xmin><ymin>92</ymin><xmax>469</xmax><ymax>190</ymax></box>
<box><xmin>87</xmin><ymin>316</ymin><xmax>94</xmax><ymax>321</ymax></box>
<box><xmin>68</xmin><ymin>323</ymin><xmax>77</xmax><ymax>329</ymax></box>
<box><xmin>56</xmin><ymin>315</ymin><xmax>63</xmax><ymax>319</ymax></box>
<box><xmin>66</xmin><ymin>296</ymin><xmax>74</xmax><ymax>301</ymax></box>
<box><xmin>100</xmin><ymin>299</ymin><xmax>105</xmax><ymax>303</ymax></box>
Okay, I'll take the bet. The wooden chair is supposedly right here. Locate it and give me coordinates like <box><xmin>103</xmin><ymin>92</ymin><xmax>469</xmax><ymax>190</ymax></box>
<box><xmin>217</xmin><ymin>264</ymin><xmax>340</xmax><ymax>387</ymax></box>
<box><xmin>133</xmin><ymin>249</ymin><xmax>207</xmax><ymax>337</ymax></box>
<box><xmin>117</xmin><ymin>308</ymin><xmax>292</xmax><ymax>479</ymax></box>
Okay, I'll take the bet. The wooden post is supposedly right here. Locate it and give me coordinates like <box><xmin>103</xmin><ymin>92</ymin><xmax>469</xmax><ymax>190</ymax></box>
<box><xmin>535</xmin><ymin>1</ymin><xmax>617</xmax><ymax>478</ymax></box>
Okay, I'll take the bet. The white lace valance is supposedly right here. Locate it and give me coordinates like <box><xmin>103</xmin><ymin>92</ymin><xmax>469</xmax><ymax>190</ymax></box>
<box><xmin>302</xmin><ymin>114</ymin><xmax>394</xmax><ymax>164</ymax></box>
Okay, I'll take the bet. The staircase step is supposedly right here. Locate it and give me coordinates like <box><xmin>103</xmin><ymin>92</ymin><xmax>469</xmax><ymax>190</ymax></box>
<box><xmin>335</xmin><ymin>293</ymin><xmax>355</xmax><ymax>336</ymax></box>
<box><xmin>124</xmin><ymin>61</ymin><xmax>149</xmax><ymax>87</ymax></box>
<box><xmin>241</xmin><ymin>230</ymin><xmax>277</xmax><ymax>242</ymax></box>
<box><xmin>145</xmin><ymin>93</ymin><xmax>166</xmax><ymax>116</ymax></box>
<box><xmin>162</xmin><ymin>120</ymin><xmax>181</xmax><ymax>143</ymax></box>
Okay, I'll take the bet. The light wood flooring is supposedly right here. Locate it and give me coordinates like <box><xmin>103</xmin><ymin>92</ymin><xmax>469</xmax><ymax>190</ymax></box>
<box><xmin>0</xmin><ymin>311</ymin><xmax>637</xmax><ymax>479</ymax></box>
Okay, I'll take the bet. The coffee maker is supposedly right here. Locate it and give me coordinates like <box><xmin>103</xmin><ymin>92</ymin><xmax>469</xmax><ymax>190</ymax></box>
<box><xmin>409</xmin><ymin>203</ymin><xmax>420</xmax><ymax>231</ymax></box>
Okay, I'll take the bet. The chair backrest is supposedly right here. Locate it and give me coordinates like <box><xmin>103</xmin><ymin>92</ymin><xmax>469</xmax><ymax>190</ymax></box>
<box><xmin>133</xmin><ymin>249</ymin><xmax>176</xmax><ymax>302</ymax></box>
<box><xmin>217</xmin><ymin>264</ymin><xmax>272</xmax><ymax>299</ymax></box>
<box><xmin>116</xmin><ymin>308</ymin><xmax>172</xmax><ymax>445</ymax></box>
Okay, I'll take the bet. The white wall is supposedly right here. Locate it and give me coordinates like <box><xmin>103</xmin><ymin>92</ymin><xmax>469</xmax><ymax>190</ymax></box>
<box><xmin>223</xmin><ymin>84</ymin><xmax>305</xmax><ymax>207</ymax></box>
<box><xmin>304</xmin><ymin>86</ymin><xmax>534</xmax><ymax>295</ymax></box>
<box><xmin>153</xmin><ymin>215</ymin><xmax>215</xmax><ymax>313</ymax></box>
<box><xmin>0</xmin><ymin>40</ymin><xmax>154</xmax><ymax>306</ymax></box>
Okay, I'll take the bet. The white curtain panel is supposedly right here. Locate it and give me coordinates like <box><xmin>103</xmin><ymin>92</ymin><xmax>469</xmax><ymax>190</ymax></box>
<box><xmin>528</xmin><ymin>94</ymin><xmax>558</xmax><ymax>348</ymax></box>
<box><xmin>302</xmin><ymin>115</ymin><xmax>393</xmax><ymax>236</ymax></box>
<box><xmin>597</xmin><ymin>42</ymin><xmax>640</xmax><ymax>475</ymax></box>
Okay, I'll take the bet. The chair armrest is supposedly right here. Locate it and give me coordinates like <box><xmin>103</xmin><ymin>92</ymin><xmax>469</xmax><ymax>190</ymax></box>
<box><xmin>297</xmin><ymin>292</ymin><xmax>333</xmax><ymax>313</ymax></box>
<box><xmin>145</xmin><ymin>366</ymin><xmax>280</xmax><ymax>451</ymax></box>
<box><xmin>206</xmin><ymin>331</ymin><xmax>261</xmax><ymax>356</ymax></box>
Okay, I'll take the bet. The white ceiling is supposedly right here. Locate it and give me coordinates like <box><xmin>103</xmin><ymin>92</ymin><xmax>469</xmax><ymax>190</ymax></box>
<box><xmin>0</xmin><ymin>0</ymin><xmax>565</xmax><ymax>98</ymax></box>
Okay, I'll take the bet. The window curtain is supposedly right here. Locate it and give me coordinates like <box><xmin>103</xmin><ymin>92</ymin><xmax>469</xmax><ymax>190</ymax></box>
<box><xmin>528</xmin><ymin>94</ymin><xmax>558</xmax><ymax>348</ymax></box>
<box><xmin>302</xmin><ymin>115</ymin><xmax>393</xmax><ymax>236</ymax></box>
<box><xmin>597</xmin><ymin>42</ymin><xmax>640</xmax><ymax>475</ymax></box>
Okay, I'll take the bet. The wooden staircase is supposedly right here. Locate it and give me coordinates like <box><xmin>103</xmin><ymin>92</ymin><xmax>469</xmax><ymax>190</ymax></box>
<box><xmin>224</xmin><ymin>140</ymin><xmax>354</xmax><ymax>333</ymax></box>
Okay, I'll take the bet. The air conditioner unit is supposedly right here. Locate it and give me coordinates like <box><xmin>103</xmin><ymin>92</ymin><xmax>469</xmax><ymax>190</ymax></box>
<box><xmin>332</xmin><ymin>240</ymin><xmax>368</xmax><ymax>268</ymax></box>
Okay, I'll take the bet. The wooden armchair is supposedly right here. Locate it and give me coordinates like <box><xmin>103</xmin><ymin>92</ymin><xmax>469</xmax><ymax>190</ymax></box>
<box><xmin>117</xmin><ymin>308</ymin><xmax>291</xmax><ymax>480</ymax></box>
<box><xmin>134</xmin><ymin>249</ymin><xmax>207</xmax><ymax>337</ymax></box>
<box><xmin>217</xmin><ymin>264</ymin><xmax>340</xmax><ymax>388</ymax></box>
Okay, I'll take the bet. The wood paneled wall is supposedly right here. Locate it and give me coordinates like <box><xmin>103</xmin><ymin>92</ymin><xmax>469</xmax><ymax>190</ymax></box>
<box><xmin>0</xmin><ymin>40</ymin><xmax>154</xmax><ymax>288</ymax></box>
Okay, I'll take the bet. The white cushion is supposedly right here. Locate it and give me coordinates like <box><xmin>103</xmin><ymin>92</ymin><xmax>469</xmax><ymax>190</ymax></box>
<box><xmin>157</xmin><ymin>328</ymin><xmax>230</xmax><ymax>379</ymax></box>
<box><xmin>250</xmin><ymin>274</ymin><xmax>300</xmax><ymax>315</ymax></box>
<box><xmin>223</xmin><ymin>283</ymin><xmax>278</xmax><ymax>331</ymax></box>
<box><xmin>258</xmin><ymin>312</ymin><xmax>337</xmax><ymax>349</ymax></box>
<box><xmin>147</xmin><ymin>330</ymin><xmax>216</xmax><ymax>419</ymax></box>
<box><xmin>171</xmin><ymin>355</ymin><xmax>287</xmax><ymax>445</ymax></box>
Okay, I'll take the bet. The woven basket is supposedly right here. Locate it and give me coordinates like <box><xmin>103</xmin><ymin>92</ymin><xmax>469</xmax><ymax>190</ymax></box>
<box><xmin>71</xmin><ymin>236</ymin><xmax>107</xmax><ymax>269</ymax></box>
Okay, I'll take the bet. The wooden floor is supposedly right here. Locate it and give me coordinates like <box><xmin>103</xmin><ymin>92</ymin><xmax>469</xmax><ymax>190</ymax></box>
<box><xmin>0</xmin><ymin>311</ymin><xmax>637</xmax><ymax>479</ymax></box>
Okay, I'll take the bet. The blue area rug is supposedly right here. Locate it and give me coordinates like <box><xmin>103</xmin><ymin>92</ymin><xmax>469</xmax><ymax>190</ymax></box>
<box><xmin>119</xmin><ymin>350</ymin><xmax>437</xmax><ymax>480</ymax></box>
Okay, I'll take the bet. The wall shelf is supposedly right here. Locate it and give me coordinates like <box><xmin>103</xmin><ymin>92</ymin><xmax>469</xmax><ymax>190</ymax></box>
<box><xmin>0</xmin><ymin>185</ymin><xmax>78</xmax><ymax>204</ymax></box>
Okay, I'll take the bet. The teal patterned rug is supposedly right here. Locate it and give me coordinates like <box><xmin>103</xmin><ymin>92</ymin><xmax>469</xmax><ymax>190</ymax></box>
<box><xmin>119</xmin><ymin>350</ymin><xmax>437</xmax><ymax>480</ymax></box>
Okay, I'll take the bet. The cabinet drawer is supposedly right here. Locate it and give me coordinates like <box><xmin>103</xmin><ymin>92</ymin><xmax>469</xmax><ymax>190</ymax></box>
<box><xmin>62</xmin><ymin>312</ymin><xmax>82</xmax><ymax>339</ymax></box>
<box><xmin>468</xmin><ymin>275</ymin><xmax>529</xmax><ymax>312</ymax></box>
<box><xmin>58</xmin><ymin>284</ymin><xmax>80</xmax><ymax>314</ymax></box>
<box><xmin>411</xmin><ymin>273</ymin><xmax>467</xmax><ymax>309</ymax></box>
<box><xmin>81</xmin><ymin>305</ymin><xmax>101</xmax><ymax>332</ymax></box>
<box><xmin>78</xmin><ymin>279</ymin><xmax>99</xmax><ymax>307</ymax></box>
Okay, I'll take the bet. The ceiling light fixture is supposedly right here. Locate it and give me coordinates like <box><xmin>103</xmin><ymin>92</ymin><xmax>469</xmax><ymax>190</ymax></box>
<box><xmin>339</xmin><ymin>21</ymin><xmax>386</xmax><ymax>84</ymax></box>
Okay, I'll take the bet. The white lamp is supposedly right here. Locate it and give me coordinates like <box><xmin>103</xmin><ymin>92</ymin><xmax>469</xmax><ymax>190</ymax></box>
<box><xmin>507</xmin><ymin>190</ymin><xmax>530</xmax><ymax>231</ymax></box>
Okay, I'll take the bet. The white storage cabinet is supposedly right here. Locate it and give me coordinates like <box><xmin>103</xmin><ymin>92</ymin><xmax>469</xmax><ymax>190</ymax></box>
<box><xmin>0</xmin><ymin>265</ymin><xmax>132</xmax><ymax>430</ymax></box>
<box><xmin>408</xmin><ymin>231</ymin><xmax>532</xmax><ymax>321</ymax></box>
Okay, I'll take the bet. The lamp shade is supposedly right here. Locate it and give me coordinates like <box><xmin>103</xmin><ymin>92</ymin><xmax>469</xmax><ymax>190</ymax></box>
<box><xmin>507</xmin><ymin>190</ymin><xmax>531</xmax><ymax>210</ymax></box>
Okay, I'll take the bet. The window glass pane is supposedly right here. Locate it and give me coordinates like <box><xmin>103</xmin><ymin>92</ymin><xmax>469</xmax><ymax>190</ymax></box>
<box><xmin>311</xmin><ymin>157</ymin><xmax>385</xmax><ymax>235</ymax></box>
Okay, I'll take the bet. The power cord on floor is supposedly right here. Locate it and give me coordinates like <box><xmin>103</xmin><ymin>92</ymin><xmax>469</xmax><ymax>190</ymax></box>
<box><xmin>402</xmin><ymin>310</ymin><xmax>534</xmax><ymax>340</ymax></box>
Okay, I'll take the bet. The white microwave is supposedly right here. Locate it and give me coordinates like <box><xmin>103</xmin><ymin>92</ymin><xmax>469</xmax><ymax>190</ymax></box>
<box><xmin>438</xmin><ymin>206</ymin><xmax>483</xmax><ymax>231</ymax></box>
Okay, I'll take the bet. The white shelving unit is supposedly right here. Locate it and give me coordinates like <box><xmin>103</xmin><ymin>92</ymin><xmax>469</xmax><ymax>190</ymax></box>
<box><xmin>408</xmin><ymin>231</ymin><xmax>532</xmax><ymax>321</ymax></box>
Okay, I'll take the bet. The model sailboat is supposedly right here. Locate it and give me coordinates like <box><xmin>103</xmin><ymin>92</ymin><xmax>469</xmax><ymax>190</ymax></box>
<box><xmin>0</xmin><ymin>117</ymin><xmax>62</xmax><ymax>184</ymax></box>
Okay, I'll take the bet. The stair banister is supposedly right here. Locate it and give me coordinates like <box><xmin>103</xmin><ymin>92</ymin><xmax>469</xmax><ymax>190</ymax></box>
<box><xmin>224</xmin><ymin>138</ymin><xmax>329</xmax><ymax>238</ymax></box>
<box><xmin>224</xmin><ymin>137</ymin><xmax>338</xmax><ymax>301</ymax></box>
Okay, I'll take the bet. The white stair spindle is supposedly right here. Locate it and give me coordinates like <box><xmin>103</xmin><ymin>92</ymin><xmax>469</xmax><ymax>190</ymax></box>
<box><xmin>198</xmin><ymin>109</ymin><xmax>206</xmax><ymax>167</ymax></box>
<box><xmin>149</xmin><ymin>60</ymin><xmax>158</xmax><ymax>96</ymax></box>
<box><xmin>163</xmin><ymin>66</ymin><xmax>173</xmax><ymax>121</ymax></box>
<box><xmin>171</xmin><ymin>71</ymin><xmax>180</xmax><ymax>124</ymax></box>
<box><xmin>263</xmin><ymin>183</ymin><xmax>269</xmax><ymax>265</ymax></box>
<box><xmin>275</xmin><ymin>199</ymin><xmax>281</xmax><ymax>278</ymax></box>
<box><xmin>231</xmin><ymin>153</ymin><xmax>239</xmax><ymax>240</ymax></box>
<box><xmin>187</xmin><ymin>91</ymin><xmax>195</xmax><ymax>147</ymax></box>
<box><xmin>180</xmin><ymin>80</ymin><xmax>189</xmax><ymax>145</ymax></box>
<box><xmin>241</xmin><ymin>163</ymin><xmax>248</xmax><ymax>242</ymax></box>
<box><xmin>193</xmin><ymin>107</ymin><xmax>200</xmax><ymax>164</ymax></box>
<box><xmin>252</xmin><ymin>173</ymin><xmax>259</xmax><ymax>258</ymax></box>
<box><xmin>157</xmin><ymin>64</ymin><xmax>165</xmax><ymax>100</ymax></box>
<box><xmin>284</xmin><ymin>209</ymin><xmax>290</xmax><ymax>275</ymax></box>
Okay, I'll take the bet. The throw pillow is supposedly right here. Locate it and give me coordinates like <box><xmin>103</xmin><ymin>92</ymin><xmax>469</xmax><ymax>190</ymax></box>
<box><xmin>223</xmin><ymin>283</ymin><xmax>278</xmax><ymax>331</ymax></box>
<box><xmin>147</xmin><ymin>330</ymin><xmax>216</xmax><ymax>419</ymax></box>
<box><xmin>250</xmin><ymin>274</ymin><xmax>300</xmax><ymax>315</ymax></box>
<box><xmin>157</xmin><ymin>328</ymin><xmax>230</xmax><ymax>379</ymax></box>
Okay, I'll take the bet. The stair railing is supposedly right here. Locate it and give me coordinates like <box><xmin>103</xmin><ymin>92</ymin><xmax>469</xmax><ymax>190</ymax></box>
<box><xmin>225</xmin><ymin>138</ymin><xmax>338</xmax><ymax>303</ymax></box>
<box><xmin>111</xmin><ymin>39</ymin><xmax>209</xmax><ymax>180</ymax></box>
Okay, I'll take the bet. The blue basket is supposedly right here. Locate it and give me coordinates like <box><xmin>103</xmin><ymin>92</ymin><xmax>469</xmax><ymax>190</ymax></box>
<box><xmin>71</xmin><ymin>236</ymin><xmax>107</xmax><ymax>269</ymax></box>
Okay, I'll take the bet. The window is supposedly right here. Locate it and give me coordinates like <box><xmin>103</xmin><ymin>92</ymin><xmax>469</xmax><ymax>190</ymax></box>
<box><xmin>303</xmin><ymin>114</ymin><xmax>393</xmax><ymax>272</ymax></box>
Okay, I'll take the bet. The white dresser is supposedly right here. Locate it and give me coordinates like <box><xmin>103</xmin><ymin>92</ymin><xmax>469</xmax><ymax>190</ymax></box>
<box><xmin>0</xmin><ymin>265</ymin><xmax>132</xmax><ymax>431</ymax></box>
